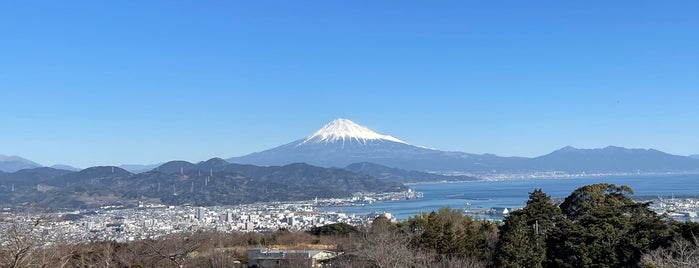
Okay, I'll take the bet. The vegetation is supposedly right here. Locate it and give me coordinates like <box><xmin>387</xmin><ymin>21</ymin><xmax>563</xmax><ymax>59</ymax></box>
<box><xmin>494</xmin><ymin>189</ymin><xmax>561</xmax><ymax>267</ymax></box>
<box><xmin>345</xmin><ymin>162</ymin><xmax>479</xmax><ymax>183</ymax></box>
<box><xmin>309</xmin><ymin>223</ymin><xmax>358</xmax><ymax>236</ymax></box>
<box><xmin>549</xmin><ymin>184</ymin><xmax>674</xmax><ymax>267</ymax></box>
<box><xmin>0</xmin><ymin>163</ymin><xmax>406</xmax><ymax>209</ymax></box>
<box><xmin>1</xmin><ymin>183</ymin><xmax>697</xmax><ymax>267</ymax></box>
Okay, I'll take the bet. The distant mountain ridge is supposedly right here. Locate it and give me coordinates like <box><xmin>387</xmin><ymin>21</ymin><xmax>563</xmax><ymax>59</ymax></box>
<box><xmin>4</xmin><ymin>119</ymin><xmax>699</xmax><ymax>175</ymax></box>
<box><xmin>0</xmin><ymin>155</ymin><xmax>161</xmax><ymax>174</ymax></box>
<box><xmin>119</xmin><ymin>163</ymin><xmax>161</xmax><ymax>173</ymax></box>
<box><xmin>50</xmin><ymin>164</ymin><xmax>80</xmax><ymax>172</ymax></box>
<box><xmin>0</xmin><ymin>167</ymin><xmax>74</xmax><ymax>186</ymax></box>
<box><xmin>528</xmin><ymin>146</ymin><xmax>699</xmax><ymax>173</ymax></box>
<box><xmin>345</xmin><ymin>162</ymin><xmax>478</xmax><ymax>183</ymax></box>
<box><xmin>0</xmin><ymin>154</ymin><xmax>42</xmax><ymax>172</ymax></box>
<box><xmin>228</xmin><ymin>119</ymin><xmax>699</xmax><ymax>174</ymax></box>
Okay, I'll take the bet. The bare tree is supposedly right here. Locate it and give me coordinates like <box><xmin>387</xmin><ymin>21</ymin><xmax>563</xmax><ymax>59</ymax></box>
<box><xmin>354</xmin><ymin>225</ymin><xmax>420</xmax><ymax>268</ymax></box>
<box><xmin>0</xmin><ymin>215</ymin><xmax>53</xmax><ymax>268</ymax></box>
<box><xmin>140</xmin><ymin>233</ymin><xmax>204</xmax><ymax>267</ymax></box>
<box><xmin>642</xmin><ymin>236</ymin><xmax>699</xmax><ymax>268</ymax></box>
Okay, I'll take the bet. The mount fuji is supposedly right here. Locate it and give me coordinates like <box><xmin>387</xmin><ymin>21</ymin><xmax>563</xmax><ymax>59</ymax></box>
<box><xmin>300</xmin><ymin>118</ymin><xmax>407</xmax><ymax>146</ymax></box>
<box><xmin>227</xmin><ymin>118</ymin><xmax>525</xmax><ymax>172</ymax></box>
<box><xmin>227</xmin><ymin>119</ymin><xmax>699</xmax><ymax>174</ymax></box>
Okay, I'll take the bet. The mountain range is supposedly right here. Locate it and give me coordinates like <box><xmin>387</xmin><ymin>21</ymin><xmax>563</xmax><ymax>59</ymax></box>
<box><xmin>345</xmin><ymin>162</ymin><xmax>478</xmax><ymax>183</ymax></box>
<box><xmin>119</xmin><ymin>163</ymin><xmax>161</xmax><ymax>173</ymax></box>
<box><xmin>3</xmin><ymin>118</ymin><xmax>698</xmax><ymax>209</ymax></box>
<box><xmin>228</xmin><ymin>119</ymin><xmax>699</xmax><ymax>174</ymax></box>
<box><xmin>0</xmin><ymin>160</ymin><xmax>406</xmax><ymax>209</ymax></box>
<box><xmin>0</xmin><ymin>154</ymin><xmax>42</xmax><ymax>172</ymax></box>
<box><xmin>3</xmin><ymin>119</ymin><xmax>699</xmax><ymax>175</ymax></box>
<box><xmin>50</xmin><ymin>164</ymin><xmax>80</xmax><ymax>172</ymax></box>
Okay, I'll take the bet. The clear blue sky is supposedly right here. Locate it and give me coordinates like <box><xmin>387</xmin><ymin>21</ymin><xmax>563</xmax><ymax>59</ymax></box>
<box><xmin>1</xmin><ymin>1</ymin><xmax>698</xmax><ymax>168</ymax></box>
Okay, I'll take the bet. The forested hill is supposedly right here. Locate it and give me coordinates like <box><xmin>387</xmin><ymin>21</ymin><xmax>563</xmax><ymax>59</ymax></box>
<box><xmin>345</xmin><ymin>162</ymin><xmax>478</xmax><ymax>182</ymax></box>
<box><xmin>0</xmin><ymin>161</ymin><xmax>406</xmax><ymax>209</ymax></box>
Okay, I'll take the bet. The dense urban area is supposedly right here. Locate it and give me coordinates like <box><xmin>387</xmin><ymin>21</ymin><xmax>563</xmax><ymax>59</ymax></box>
<box><xmin>0</xmin><ymin>191</ymin><xmax>416</xmax><ymax>244</ymax></box>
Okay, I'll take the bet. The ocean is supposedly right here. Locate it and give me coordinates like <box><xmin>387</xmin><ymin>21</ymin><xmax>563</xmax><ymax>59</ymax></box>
<box><xmin>320</xmin><ymin>174</ymin><xmax>699</xmax><ymax>220</ymax></box>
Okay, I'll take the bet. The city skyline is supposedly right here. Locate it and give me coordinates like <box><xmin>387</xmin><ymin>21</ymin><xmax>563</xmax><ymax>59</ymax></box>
<box><xmin>1</xmin><ymin>1</ymin><xmax>698</xmax><ymax>167</ymax></box>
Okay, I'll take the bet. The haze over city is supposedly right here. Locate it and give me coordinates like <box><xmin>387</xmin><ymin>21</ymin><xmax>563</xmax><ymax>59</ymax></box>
<box><xmin>1</xmin><ymin>1</ymin><xmax>697</xmax><ymax>168</ymax></box>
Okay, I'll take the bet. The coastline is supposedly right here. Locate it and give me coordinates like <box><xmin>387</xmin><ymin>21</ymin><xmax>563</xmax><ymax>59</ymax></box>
<box><xmin>404</xmin><ymin>171</ymin><xmax>699</xmax><ymax>185</ymax></box>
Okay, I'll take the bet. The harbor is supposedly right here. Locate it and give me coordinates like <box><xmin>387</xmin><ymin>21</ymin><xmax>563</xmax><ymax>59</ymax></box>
<box><xmin>321</xmin><ymin>174</ymin><xmax>699</xmax><ymax>221</ymax></box>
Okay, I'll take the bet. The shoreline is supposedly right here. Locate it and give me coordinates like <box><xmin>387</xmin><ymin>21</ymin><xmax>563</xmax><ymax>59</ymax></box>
<box><xmin>404</xmin><ymin>171</ymin><xmax>699</xmax><ymax>185</ymax></box>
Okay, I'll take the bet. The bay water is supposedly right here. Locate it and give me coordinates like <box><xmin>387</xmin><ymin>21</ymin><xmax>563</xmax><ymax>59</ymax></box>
<box><xmin>321</xmin><ymin>174</ymin><xmax>699</xmax><ymax>220</ymax></box>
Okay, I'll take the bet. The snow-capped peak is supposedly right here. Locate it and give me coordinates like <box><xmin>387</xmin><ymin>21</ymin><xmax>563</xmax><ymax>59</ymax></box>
<box><xmin>300</xmin><ymin>119</ymin><xmax>407</xmax><ymax>145</ymax></box>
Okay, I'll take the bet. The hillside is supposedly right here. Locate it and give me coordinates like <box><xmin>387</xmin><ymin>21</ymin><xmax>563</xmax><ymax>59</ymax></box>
<box><xmin>228</xmin><ymin>119</ymin><xmax>699</xmax><ymax>174</ymax></box>
<box><xmin>0</xmin><ymin>154</ymin><xmax>42</xmax><ymax>172</ymax></box>
<box><xmin>0</xmin><ymin>161</ymin><xmax>406</xmax><ymax>209</ymax></box>
<box><xmin>345</xmin><ymin>162</ymin><xmax>478</xmax><ymax>183</ymax></box>
<box><xmin>530</xmin><ymin>146</ymin><xmax>699</xmax><ymax>173</ymax></box>
<box><xmin>0</xmin><ymin>167</ymin><xmax>73</xmax><ymax>186</ymax></box>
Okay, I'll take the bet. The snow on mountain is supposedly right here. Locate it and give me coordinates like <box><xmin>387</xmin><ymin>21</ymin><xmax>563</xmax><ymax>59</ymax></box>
<box><xmin>227</xmin><ymin>118</ymin><xmax>496</xmax><ymax>170</ymax></box>
<box><xmin>228</xmin><ymin>119</ymin><xmax>699</xmax><ymax>173</ymax></box>
<box><xmin>299</xmin><ymin>118</ymin><xmax>406</xmax><ymax>146</ymax></box>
